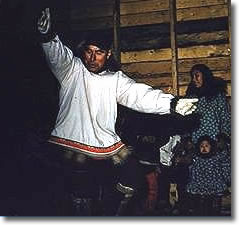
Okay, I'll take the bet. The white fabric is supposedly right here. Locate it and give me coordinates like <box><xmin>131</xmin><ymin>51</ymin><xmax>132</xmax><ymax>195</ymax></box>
<box><xmin>42</xmin><ymin>36</ymin><xmax>174</xmax><ymax>148</ymax></box>
<box><xmin>159</xmin><ymin>135</ymin><xmax>181</xmax><ymax>166</ymax></box>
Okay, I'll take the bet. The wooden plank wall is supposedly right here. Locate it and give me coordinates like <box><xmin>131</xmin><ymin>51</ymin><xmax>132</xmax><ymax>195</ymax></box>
<box><xmin>69</xmin><ymin>0</ymin><xmax>231</xmax><ymax>96</ymax></box>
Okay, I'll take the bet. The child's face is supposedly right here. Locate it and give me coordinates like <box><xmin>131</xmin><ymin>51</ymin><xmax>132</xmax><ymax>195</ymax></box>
<box><xmin>200</xmin><ymin>140</ymin><xmax>211</xmax><ymax>154</ymax></box>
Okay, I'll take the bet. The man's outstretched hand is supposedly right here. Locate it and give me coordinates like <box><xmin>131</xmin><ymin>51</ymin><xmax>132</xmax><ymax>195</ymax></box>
<box><xmin>38</xmin><ymin>8</ymin><xmax>51</xmax><ymax>34</ymax></box>
<box><xmin>175</xmin><ymin>98</ymin><xmax>198</xmax><ymax>116</ymax></box>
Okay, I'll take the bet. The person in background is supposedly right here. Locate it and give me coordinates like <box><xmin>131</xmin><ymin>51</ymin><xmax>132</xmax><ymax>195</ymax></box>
<box><xmin>169</xmin><ymin>136</ymin><xmax>195</xmax><ymax>215</ymax></box>
<box><xmin>117</xmin><ymin>106</ymin><xmax>200</xmax><ymax>215</ymax></box>
<box><xmin>186</xmin><ymin>135</ymin><xmax>231</xmax><ymax>216</ymax></box>
<box><xmin>34</xmin><ymin>8</ymin><xmax>198</xmax><ymax>216</ymax></box>
<box><xmin>185</xmin><ymin>64</ymin><xmax>231</xmax><ymax>145</ymax></box>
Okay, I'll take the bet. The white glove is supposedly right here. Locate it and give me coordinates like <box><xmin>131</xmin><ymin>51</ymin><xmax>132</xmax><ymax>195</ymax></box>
<box><xmin>38</xmin><ymin>8</ymin><xmax>51</xmax><ymax>34</ymax></box>
<box><xmin>175</xmin><ymin>98</ymin><xmax>198</xmax><ymax>116</ymax></box>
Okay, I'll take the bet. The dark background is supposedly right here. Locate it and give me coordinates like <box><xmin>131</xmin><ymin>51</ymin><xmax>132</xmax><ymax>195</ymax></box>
<box><xmin>0</xmin><ymin>0</ymin><xmax>64</xmax><ymax>215</ymax></box>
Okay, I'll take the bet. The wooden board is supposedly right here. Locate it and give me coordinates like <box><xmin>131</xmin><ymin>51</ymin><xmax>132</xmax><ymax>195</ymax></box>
<box><xmin>121</xmin><ymin>30</ymin><xmax>228</xmax><ymax>51</ymax></box>
<box><xmin>133</xmin><ymin>71</ymin><xmax>230</xmax><ymax>86</ymax></box>
<box><xmin>71</xmin><ymin>0</ymin><xmax>228</xmax><ymax>19</ymax></box>
<box><xmin>69</xmin><ymin>17</ymin><xmax>228</xmax><ymax>51</ymax></box>
<box><xmin>70</xmin><ymin>2</ymin><xmax>228</xmax><ymax>30</ymax></box>
<box><xmin>121</xmin><ymin>56</ymin><xmax>230</xmax><ymax>77</ymax></box>
<box><xmin>121</xmin><ymin>44</ymin><xmax>230</xmax><ymax>63</ymax></box>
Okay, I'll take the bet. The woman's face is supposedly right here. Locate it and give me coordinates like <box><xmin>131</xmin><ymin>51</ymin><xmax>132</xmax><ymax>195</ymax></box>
<box><xmin>192</xmin><ymin>70</ymin><xmax>203</xmax><ymax>88</ymax></box>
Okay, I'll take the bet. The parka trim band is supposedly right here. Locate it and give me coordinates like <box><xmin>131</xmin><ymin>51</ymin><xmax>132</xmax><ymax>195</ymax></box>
<box><xmin>48</xmin><ymin>136</ymin><xmax>125</xmax><ymax>158</ymax></box>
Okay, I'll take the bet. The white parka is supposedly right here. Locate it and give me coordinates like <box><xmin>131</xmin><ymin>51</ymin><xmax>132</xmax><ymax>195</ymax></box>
<box><xmin>42</xmin><ymin>35</ymin><xmax>174</xmax><ymax>156</ymax></box>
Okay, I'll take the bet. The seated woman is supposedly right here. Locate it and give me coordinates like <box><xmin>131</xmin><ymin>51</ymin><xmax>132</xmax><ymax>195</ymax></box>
<box><xmin>185</xmin><ymin>64</ymin><xmax>231</xmax><ymax>144</ymax></box>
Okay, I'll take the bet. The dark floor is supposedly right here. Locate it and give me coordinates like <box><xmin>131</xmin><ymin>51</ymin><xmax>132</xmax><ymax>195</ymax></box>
<box><xmin>0</xmin><ymin>187</ymin><xmax>231</xmax><ymax>217</ymax></box>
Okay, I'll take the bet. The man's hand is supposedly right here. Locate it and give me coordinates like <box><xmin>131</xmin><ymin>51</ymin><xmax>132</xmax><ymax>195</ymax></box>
<box><xmin>175</xmin><ymin>98</ymin><xmax>198</xmax><ymax>116</ymax></box>
<box><xmin>38</xmin><ymin>8</ymin><xmax>51</xmax><ymax>34</ymax></box>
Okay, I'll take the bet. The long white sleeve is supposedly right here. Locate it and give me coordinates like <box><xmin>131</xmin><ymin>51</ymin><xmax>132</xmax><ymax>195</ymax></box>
<box><xmin>116</xmin><ymin>71</ymin><xmax>174</xmax><ymax>114</ymax></box>
<box><xmin>42</xmin><ymin>35</ymin><xmax>77</xmax><ymax>84</ymax></box>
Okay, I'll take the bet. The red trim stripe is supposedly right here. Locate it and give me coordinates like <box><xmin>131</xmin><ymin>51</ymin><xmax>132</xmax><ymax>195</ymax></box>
<box><xmin>48</xmin><ymin>136</ymin><xmax>125</xmax><ymax>156</ymax></box>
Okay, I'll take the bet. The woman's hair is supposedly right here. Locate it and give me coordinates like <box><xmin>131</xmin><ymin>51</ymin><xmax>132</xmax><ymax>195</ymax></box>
<box><xmin>185</xmin><ymin>64</ymin><xmax>227</xmax><ymax>99</ymax></box>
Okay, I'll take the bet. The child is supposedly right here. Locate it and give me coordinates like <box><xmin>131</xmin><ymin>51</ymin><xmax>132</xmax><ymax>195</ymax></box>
<box><xmin>186</xmin><ymin>135</ymin><xmax>231</xmax><ymax>216</ymax></box>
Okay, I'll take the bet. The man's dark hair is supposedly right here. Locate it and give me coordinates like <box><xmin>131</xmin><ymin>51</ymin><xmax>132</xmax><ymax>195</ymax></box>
<box><xmin>75</xmin><ymin>31</ymin><xmax>121</xmax><ymax>72</ymax></box>
<box><xmin>84</xmin><ymin>31</ymin><xmax>112</xmax><ymax>51</ymax></box>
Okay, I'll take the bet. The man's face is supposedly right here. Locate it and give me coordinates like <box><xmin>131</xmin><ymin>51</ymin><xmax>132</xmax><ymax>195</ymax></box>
<box><xmin>83</xmin><ymin>45</ymin><xmax>111</xmax><ymax>73</ymax></box>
